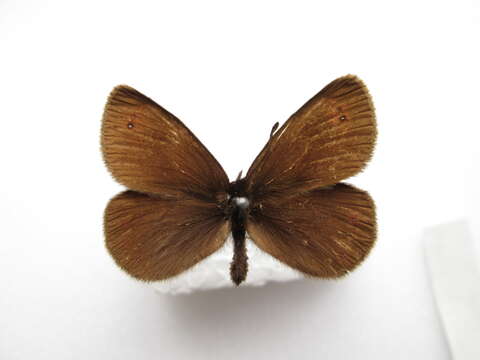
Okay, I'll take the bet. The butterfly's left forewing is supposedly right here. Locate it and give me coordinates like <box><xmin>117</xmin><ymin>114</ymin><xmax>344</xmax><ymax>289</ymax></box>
<box><xmin>102</xmin><ymin>85</ymin><xmax>229</xmax><ymax>199</ymax></box>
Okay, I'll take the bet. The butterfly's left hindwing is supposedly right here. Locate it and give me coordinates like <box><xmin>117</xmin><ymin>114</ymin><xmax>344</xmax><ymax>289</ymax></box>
<box><xmin>105</xmin><ymin>191</ymin><xmax>230</xmax><ymax>281</ymax></box>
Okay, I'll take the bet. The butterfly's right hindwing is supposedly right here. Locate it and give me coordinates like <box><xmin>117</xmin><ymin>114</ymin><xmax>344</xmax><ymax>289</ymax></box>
<box><xmin>247</xmin><ymin>184</ymin><xmax>376</xmax><ymax>278</ymax></box>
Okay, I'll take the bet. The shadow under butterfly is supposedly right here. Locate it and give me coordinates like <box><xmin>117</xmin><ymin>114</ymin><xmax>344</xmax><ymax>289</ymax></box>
<box><xmin>101</xmin><ymin>75</ymin><xmax>377</xmax><ymax>286</ymax></box>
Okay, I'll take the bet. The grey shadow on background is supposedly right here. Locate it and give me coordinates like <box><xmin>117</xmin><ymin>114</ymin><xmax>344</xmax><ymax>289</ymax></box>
<box><xmin>158</xmin><ymin>279</ymin><xmax>339</xmax><ymax>356</ymax></box>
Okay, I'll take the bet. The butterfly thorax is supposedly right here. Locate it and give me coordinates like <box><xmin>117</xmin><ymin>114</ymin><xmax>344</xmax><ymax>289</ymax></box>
<box><xmin>226</xmin><ymin>178</ymin><xmax>250</xmax><ymax>285</ymax></box>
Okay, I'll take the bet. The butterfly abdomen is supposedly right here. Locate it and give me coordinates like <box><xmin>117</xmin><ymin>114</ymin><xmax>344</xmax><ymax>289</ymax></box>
<box><xmin>227</xmin><ymin>179</ymin><xmax>250</xmax><ymax>285</ymax></box>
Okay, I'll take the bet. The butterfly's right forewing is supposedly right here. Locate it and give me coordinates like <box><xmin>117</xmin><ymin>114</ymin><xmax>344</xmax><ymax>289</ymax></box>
<box><xmin>245</xmin><ymin>75</ymin><xmax>376</xmax><ymax>199</ymax></box>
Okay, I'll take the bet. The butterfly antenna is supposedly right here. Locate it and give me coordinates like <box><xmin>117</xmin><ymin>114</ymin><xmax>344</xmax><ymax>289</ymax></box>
<box><xmin>236</xmin><ymin>170</ymin><xmax>243</xmax><ymax>181</ymax></box>
<box><xmin>270</xmin><ymin>122</ymin><xmax>279</xmax><ymax>138</ymax></box>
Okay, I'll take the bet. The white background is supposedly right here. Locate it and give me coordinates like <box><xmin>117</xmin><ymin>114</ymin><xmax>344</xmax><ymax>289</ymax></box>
<box><xmin>1</xmin><ymin>1</ymin><xmax>479</xmax><ymax>359</ymax></box>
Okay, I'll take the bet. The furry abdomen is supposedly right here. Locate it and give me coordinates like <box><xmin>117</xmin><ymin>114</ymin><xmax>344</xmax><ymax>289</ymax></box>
<box><xmin>229</xmin><ymin>198</ymin><xmax>249</xmax><ymax>285</ymax></box>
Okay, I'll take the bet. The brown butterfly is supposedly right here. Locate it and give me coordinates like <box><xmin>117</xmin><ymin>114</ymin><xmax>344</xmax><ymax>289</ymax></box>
<box><xmin>101</xmin><ymin>75</ymin><xmax>377</xmax><ymax>286</ymax></box>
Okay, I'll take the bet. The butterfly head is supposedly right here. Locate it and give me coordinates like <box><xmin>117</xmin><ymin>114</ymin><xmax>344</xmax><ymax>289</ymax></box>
<box><xmin>224</xmin><ymin>177</ymin><xmax>251</xmax><ymax>216</ymax></box>
<box><xmin>232</xmin><ymin>196</ymin><xmax>250</xmax><ymax>210</ymax></box>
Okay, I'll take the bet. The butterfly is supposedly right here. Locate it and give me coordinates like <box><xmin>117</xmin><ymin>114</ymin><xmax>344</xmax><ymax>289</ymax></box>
<box><xmin>101</xmin><ymin>75</ymin><xmax>377</xmax><ymax>286</ymax></box>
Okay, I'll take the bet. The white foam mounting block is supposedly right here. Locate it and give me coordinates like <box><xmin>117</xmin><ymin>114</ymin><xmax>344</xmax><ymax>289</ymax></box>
<box><xmin>424</xmin><ymin>220</ymin><xmax>480</xmax><ymax>360</ymax></box>
<box><xmin>151</xmin><ymin>235</ymin><xmax>303</xmax><ymax>295</ymax></box>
